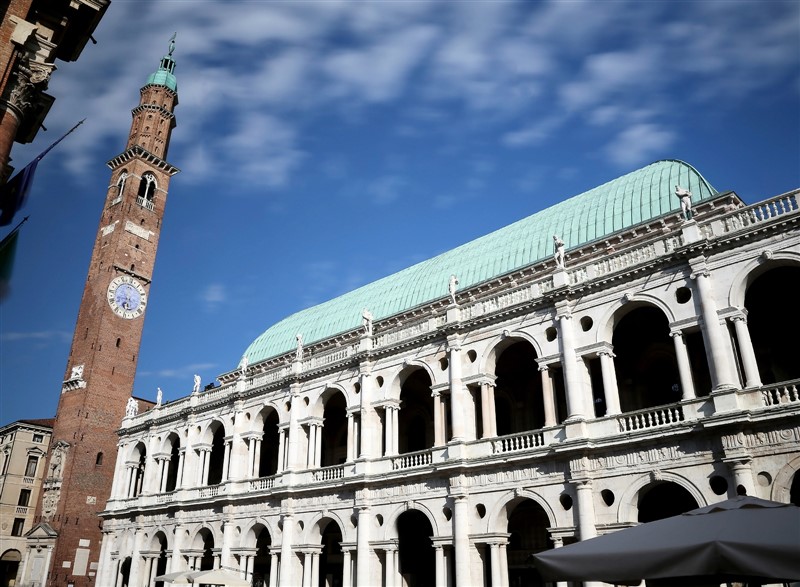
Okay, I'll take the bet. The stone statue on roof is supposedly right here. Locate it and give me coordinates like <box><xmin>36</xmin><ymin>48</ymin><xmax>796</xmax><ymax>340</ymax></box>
<box><xmin>553</xmin><ymin>235</ymin><xmax>566</xmax><ymax>268</ymax></box>
<box><xmin>168</xmin><ymin>32</ymin><xmax>176</xmax><ymax>56</ymax></box>
<box><xmin>296</xmin><ymin>334</ymin><xmax>304</xmax><ymax>361</ymax></box>
<box><xmin>675</xmin><ymin>185</ymin><xmax>693</xmax><ymax>221</ymax></box>
<box><xmin>125</xmin><ymin>396</ymin><xmax>139</xmax><ymax>418</ymax></box>
<box><xmin>238</xmin><ymin>355</ymin><xmax>248</xmax><ymax>380</ymax></box>
<box><xmin>193</xmin><ymin>374</ymin><xmax>201</xmax><ymax>394</ymax></box>
<box><xmin>156</xmin><ymin>387</ymin><xmax>163</xmax><ymax>407</ymax></box>
<box><xmin>448</xmin><ymin>274</ymin><xmax>459</xmax><ymax>305</ymax></box>
<box><xmin>362</xmin><ymin>308</ymin><xmax>373</xmax><ymax>336</ymax></box>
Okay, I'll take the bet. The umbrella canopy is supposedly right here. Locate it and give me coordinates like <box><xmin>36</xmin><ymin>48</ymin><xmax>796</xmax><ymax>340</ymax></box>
<box><xmin>186</xmin><ymin>569</ymin><xmax>250</xmax><ymax>586</ymax></box>
<box><xmin>533</xmin><ymin>496</ymin><xmax>800</xmax><ymax>585</ymax></box>
<box><xmin>153</xmin><ymin>570</ymin><xmax>192</xmax><ymax>584</ymax></box>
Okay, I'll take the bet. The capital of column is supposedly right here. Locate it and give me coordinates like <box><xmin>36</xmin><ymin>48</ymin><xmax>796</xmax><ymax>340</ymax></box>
<box><xmin>690</xmin><ymin>268</ymin><xmax>710</xmax><ymax>280</ymax></box>
<box><xmin>669</xmin><ymin>329</ymin><xmax>684</xmax><ymax>339</ymax></box>
<box><xmin>597</xmin><ymin>350</ymin><xmax>616</xmax><ymax>359</ymax></box>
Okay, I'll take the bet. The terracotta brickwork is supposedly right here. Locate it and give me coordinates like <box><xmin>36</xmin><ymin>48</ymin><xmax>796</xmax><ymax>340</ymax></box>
<box><xmin>29</xmin><ymin>60</ymin><xmax>178</xmax><ymax>587</ymax></box>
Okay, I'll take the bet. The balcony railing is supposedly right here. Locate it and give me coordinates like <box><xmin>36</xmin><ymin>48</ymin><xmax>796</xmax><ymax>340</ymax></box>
<box><xmin>761</xmin><ymin>379</ymin><xmax>800</xmax><ymax>406</ymax></box>
<box><xmin>136</xmin><ymin>196</ymin><xmax>155</xmax><ymax>211</ymax></box>
<box><xmin>311</xmin><ymin>464</ymin><xmax>345</xmax><ymax>482</ymax></box>
<box><xmin>617</xmin><ymin>404</ymin><xmax>684</xmax><ymax>432</ymax></box>
<box><xmin>492</xmin><ymin>430</ymin><xmax>546</xmax><ymax>454</ymax></box>
<box><xmin>250</xmin><ymin>476</ymin><xmax>276</xmax><ymax>491</ymax></box>
<box><xmin>392</xmin><ymin>449</ymin><xmax>433</xmax><ymax>470</ymax></box>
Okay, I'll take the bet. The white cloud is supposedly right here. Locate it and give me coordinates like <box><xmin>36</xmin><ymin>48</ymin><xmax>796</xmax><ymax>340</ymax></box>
<box><xmin>605</xmin><ymin>123</ymin><xmax>675</xmax><ymax>167</ymax></box>
<box><xmin>199</xmin><ymin>283</ymin><xmax>227</xmax><ymax>310</ymax></box>
<box><xmin>1</xmin><ymin>330</ymin><xmax>72</xmax><ymax>343</ymax></box>
<box><xmin>366</xmin><ymin>175</ymin><xmax>408</xmax><ymax>206</ymax></box>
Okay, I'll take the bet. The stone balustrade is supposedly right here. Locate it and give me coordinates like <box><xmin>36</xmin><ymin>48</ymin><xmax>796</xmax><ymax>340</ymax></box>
<box><xmin>761</xmin><ymin>379</ymin><xmax>800</xmax><ymax>406</ymax></box>
<box><xmin>616</xmin><ymin>404</ymin><xmax>684</xmax><ymax>432</ymax></box>
<box><xmin>391</xmin><ymin>449</ymin><xmax>433</xmax><ymax>470</ymax></box>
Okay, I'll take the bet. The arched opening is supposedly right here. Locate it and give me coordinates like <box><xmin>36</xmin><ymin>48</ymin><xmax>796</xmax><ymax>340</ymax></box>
<box><xmin>318</xmin><ymin>520</ymin><xmax>343</xmax><ymax>587</ymax></box>
<box><xmin>637</xmin><ymin>481</ymin><xmax>699</xmax><ymax>523</ymax></box>
<box><xmin>0</xmin><ymin>549</ymin><xmax>21</xmax><ymax>587</ymax></box>
<box><xmin>612</xmin><ymin>306</ymin><xmax>682</xmax><ymax>411</ymax></box>
<box><xmin>398</xmin><ymin>369</ymin><xmax>434</xmax><ymax>453</ymax></box>
<box><xmin>259</xmin><ymin>410</ymin><xmax>280</xmax><ymax>477</ymax></box>
<box><xmin>494</xmin><ymin>341</ymin><xmax>545</xmax><ymax>435</ymax></box>
<box><xmin>790</xmin><ymin>471</ymin><xmax>800</xmax><ymax>506</ymax></box>
<box><xmin>153</xmin><ymin>532</ymin><xmax>168</xmax><ymax>587</ymax></box>
<box><xmin>197</xmin><ymin>528</ymin><xmax>215</xmax><ymax>571</ymax></box>
<box><xmin>130</xmin><ymin>443</ymin><xmax>147</xmax><ymax>497</ymax></box>
<box><xmin>119</xmin><ymin>556</ymin><xmax>132</xmax><ymax>587</ymax></box>
<box><xmin>396</xmin><ymin>510</ymin><xmax>435</xmax><ymax>586</ymax></box>
<box><xmin>207</xmin><ymin>424</ymin><xmax>225</xmax><ymax>485</ymax></box>
<box><xmin>252</xmin><ymin>525</ymin><xmax>272</xmax><ymax>587</ymax></box>
<box><xmin>116</xmin><ymin>171</ymin><xmax>128</xmax><ymax>197</ymax></box>
<box><xmin>320</xmin><ymin>392</ymin><xmax>348</xmax><ymax>467</ymax></box>
<box><xmin>507</xmin><ymin>499</ymin><xmax>552</xmax><ymax>587</ymax></box>
<box><xmin>137</xmin><ymin>173</ymin><xmax>157</xmax><ymax>208</ymax></box>
<box><xmin>744</xmin><ymin>265</ymin><xmax>800</xmax><ymax>384</ymax></box>
<box><xmin>165</xmin><ymin>435</ymin><xmax>180</xmax><ymax>492</ymax></box>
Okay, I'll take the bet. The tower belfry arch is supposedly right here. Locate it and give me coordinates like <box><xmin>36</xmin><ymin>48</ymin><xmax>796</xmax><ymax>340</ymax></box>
<box><xmin>22</xmin><ymin>38</ymin><xmax>180</xmax><ymax>587</ymax></box>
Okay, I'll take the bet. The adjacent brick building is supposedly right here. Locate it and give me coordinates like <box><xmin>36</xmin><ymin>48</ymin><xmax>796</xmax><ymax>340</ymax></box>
<box><xmin>0</xmin><ymin>0</ymin><xmax>109</xmax><ymax>184</ymax></box>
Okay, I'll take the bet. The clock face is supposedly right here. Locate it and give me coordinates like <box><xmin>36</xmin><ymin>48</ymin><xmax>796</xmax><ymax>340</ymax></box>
<box><xmin>107</xmin><ymin>276</ymin><xmax>147</xmax><ymax>319</ymax></box>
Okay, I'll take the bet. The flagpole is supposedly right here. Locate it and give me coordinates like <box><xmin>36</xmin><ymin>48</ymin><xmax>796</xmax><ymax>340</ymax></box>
<box><xmin>33</xmin><ymin>118</ymin><xmax>85</xmax><ymax>162</ymax></box>
<box><xmin>1</xmin><ymin>215</ymin><xmax>29</xmax><ymax>241</ymax></box>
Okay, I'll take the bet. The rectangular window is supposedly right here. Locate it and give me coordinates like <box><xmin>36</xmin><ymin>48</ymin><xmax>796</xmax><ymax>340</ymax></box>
<box><xmin>25</xmin><ymin>456</ymin><xmax>38</xmax><ymax>477</ymax></box>
<box><xmin>18</xmin><ymin>488</ymin><xmax>31</xmax><ymax>507</ymax></box>
<box><xmin>12</xmin><ymin>518</ymin><xmax>25</xmax><ymax>536</ymax></box>
<box><xmin>32</xmin><ymin>434</ymin><xmax>44</xmax><ymax>443</ymax></box>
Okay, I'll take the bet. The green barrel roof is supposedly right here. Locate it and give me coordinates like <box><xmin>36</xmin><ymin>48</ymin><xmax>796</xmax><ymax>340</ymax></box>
<box><xmin>243</xmin><ymin>159</ymin><xmax>718</xmax><ymax>364</ymax></box>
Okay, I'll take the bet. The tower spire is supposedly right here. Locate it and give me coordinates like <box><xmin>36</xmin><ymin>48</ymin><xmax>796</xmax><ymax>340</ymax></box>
<box><xmin>146</xmin><ymin>33</ymin><xmax>178</xmax><ymax>92</ymax></box>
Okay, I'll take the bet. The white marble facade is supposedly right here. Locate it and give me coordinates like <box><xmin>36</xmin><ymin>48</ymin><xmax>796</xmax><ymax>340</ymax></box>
<box><xmin>98</xmin><ymin>188</ymin><xmax>800</xmax><ymax>587</ymax></box>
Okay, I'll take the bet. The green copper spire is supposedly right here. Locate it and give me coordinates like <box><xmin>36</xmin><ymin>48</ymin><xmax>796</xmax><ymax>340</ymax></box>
<box><xmin>146</xmin><ymin>33</ymin><xmax>178</xmax><ymax>92</ymax></box>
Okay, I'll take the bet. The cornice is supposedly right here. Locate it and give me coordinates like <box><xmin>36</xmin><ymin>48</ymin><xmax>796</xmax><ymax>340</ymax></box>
<box><xmin>106</xmin><ymin>145</ymin><xmax>180</xmax><ymax>175</ymax></box>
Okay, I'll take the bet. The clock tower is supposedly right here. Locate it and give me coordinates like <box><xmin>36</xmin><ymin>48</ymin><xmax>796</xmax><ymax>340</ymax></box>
<box><xmin>29</xmin><ymin>39</ymin><xmax>179</xmax><ymax>587</ymax></box>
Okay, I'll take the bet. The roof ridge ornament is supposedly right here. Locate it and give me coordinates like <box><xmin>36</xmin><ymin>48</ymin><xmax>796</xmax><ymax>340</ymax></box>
<box><xmin>168</xmin><ymin>32</ymin><xmax>176</xmax><ymax>57</ymax></box>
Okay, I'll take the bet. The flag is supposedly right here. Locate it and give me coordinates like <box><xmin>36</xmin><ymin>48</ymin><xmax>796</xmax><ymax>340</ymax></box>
<box><xmin>0</xmin><ymin>217</ymin><xmax>26</xmax><ymax>301</ymax></box>
<box><xmin>0</xmin><ymin>159</ymin><xmax>39</xmax><ymax>226</ymax></box>
<box><xmin>0</xmin><ymin>119</ymin><xmax>84</xmax><ymax>226</ymax></box>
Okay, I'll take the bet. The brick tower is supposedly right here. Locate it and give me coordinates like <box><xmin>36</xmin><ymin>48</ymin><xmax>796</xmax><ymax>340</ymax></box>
<box><xmin>26</xmin><ymin>38</ymin><xmax>179</xmax><ymax>587</ymax></box>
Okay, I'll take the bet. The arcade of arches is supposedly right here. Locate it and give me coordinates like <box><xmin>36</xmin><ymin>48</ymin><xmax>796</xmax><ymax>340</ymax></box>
<box><xmin>97</xmin><ymin>209</ymin><xmax>800</xmax><ymax>587</ymax></box>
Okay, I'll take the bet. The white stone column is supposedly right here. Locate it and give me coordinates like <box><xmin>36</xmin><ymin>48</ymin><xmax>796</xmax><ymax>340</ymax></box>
<box><xmin>96</xmin><ymin>531</ymin><xmax>113</xmax><ymax>586</ymax></box>
<box><xmin>342</xmin><ymin>550</ymin><xmax>352</xmax><ymax>587</ymax></box>
<box><xmin>221</xmin><ymin>439</ymin><xmax>232</xmax><ymax>482</ymax></box>
<box><xmin>277</xmin><ymin>429</ymin><xmax>286</xmax><ymax>474</ymax></box>
<box><xmin>346</xmin><ymin>413</ymin><xmax>355</xmax><ymax>462</ymax></box>
<box><xmin>306</xmin><ymin>425</ymin><xmax>316</xmax><ymax>468</ymax></box>
<box><xmin>538</xmin><ymin>365</ymin><xmax>557</xmax><ymax>427</ymax></box>
<box><xmin>731</xmin><ymin>315</ymin><xmax>762</xmax><ymax>388</ymax></box>
<box><xmin>670</xmin><ymin>331</ymin><xmax>697</xmax><ymax>400</ymax></box>
<box><xmin>433</xmin><ymin>390</ymin><xmax>444</xmax><ymax>445</ymax></box>
<box><xmin>392</xmin><ymin>406</ymin><xmax>399</xmax><ymax>454</ymax></box>
<box><xmin>480</xmin><ymin>381</ymin><xmax>498</xmax><ymax>438</ymax></box>
<box><xmin>229</xmin><ymin>407</ymin><xmax>247</xmax><ymax>481</ymax></box>
<box><xmin>111</xmin><ymin>442</ymin><xmax>127</xmax><ymax>499</ymax></box>
<box><xmin>691</xmin><ymin>266</ymin><xmax>739</xmax><ymax>390</ymax></box>
<box><xmin>489</xmin><ymin>543</ymin><xmax>501</xmax><ymax>587</ymax></box>
<box><xmin>498</xmin><ymin>542</ymin><xmax>509</xmax><ymax>587</ymax></box>
<box><xmin>286</xmin><ymin>387</ymin><xmax>301</xmax><ymax>471</ymax></box>
<box><xmin>453</xmin><ymin>493</ymin><xmax>471</xmax><ymax>587</ymax></box>
<box><xmin>170</xmin><ymin>524</ymin><xmax>183</xmax><ymax>572</ymax></box>
<box><xmin>279</xmin><ymin>513</ymin><xmax>295</xmax><ymax>586</ymax></box>
<box><xmin>598</xmin><ymin>350</ymin><xmax>621</xmax><ymax>415</ymax></box>
<box><xmin>574</xmin><ymin>479</ymin><xmax>597</xmax><ymax>540</ymax></box>
<box><xmin>359</xmin><ymin>361</ymin><xmax>381</xmax><ymax>460</ymax></box>
<box><xmin>448</xmin><ymin>336</ymin><xmax>467</xmax><ymax>441</ymax></box>
<box><xmin>356</xmin><ymin>505</ymin><xmax>370</xmax><ymax>587</ymax></box>
<box><xmin>202</xmin><ymin>449</ymin><xmax>211</xmax><ymax>485</ymax></box>
<box><xmin>176</xmin><ymin>448</ymin><xmax>186</xmax><ymax>489</ymax></box>
<box><xmin>314</xmin><ymin>423</ymin><xmax>323</xmax><ymax>467</ymax></box>
<box><xmin>221</xmin><ymin>518</ymin><xmax>234</xmax><ymax>573</ymax></box>
<box><xmin>269</xmin><ymin>552</ymin><xmax>279</xmax><ymax>587</ymax></box>
<box><xmin>384</xmin><ymin>407</ymin><xmax>395</xmax><ymax>456</ymax></box>
<box><xmin>384</xmin><ymin>546</ymin><xmax>397</xmax><ymax>587</ymax></box>
<box><xmin>556</xmin><ymin>305</ymin><xmax>586</xmax><ymax>419</ymax></box>
<box><xmin>435</xmin><ymin>545</ymin><xmax>445</xmax><ymax>587</ymax></box>
<box><xmin>729</xmin><ymin>459</ymin><xmax>756</xmax><ymax>497</ymax></box>
<box><xmin>254</xmin><ymin>438</ymin><xmax>264</xmax><ymax>477</ymax></box>
<box><xmin>127</xmin><ymin>527</ymin><xmax>143</xmax><ymax>587</ymax></box>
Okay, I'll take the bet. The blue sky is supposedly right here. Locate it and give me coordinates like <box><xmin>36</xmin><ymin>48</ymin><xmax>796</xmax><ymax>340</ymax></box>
<box><xmin>1</xmin><ymin>0</ymin><xmax>798</xmax><ymax>425</ymax></box>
